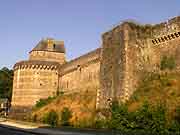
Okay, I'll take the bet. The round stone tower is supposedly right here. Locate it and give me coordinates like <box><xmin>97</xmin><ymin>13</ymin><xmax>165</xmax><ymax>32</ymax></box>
<box><xmin>11</xmin><ymin>38</ymin><xmax>66</xmax><ymax>117</ymax></box>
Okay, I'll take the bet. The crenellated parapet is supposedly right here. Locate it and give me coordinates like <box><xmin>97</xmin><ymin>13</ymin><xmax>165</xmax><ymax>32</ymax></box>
<box><xmin>152</xmin><ymin>31</ymin><xmax>180</xmax><ymax>45</ymax></box>
<box><xmin>59</xmin><ymin>48</ymin><xmax>101</xmax><ymax>76</ymax></box>
<box><xmin>13</xmin><ymin>60</ymin><xmax>60</xmax><ymax>71</ymax></box>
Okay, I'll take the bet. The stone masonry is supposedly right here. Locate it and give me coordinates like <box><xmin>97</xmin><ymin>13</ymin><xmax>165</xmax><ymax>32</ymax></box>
<box><xmin>11</xmin><ymin>16</ymin><xmax>180</xmax><ymax>113</ymax></box>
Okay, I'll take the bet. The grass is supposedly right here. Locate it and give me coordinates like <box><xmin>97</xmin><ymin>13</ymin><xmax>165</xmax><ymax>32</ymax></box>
<box><xmin>31</xmin><ymin>91</ymin><xmax>97</xmax><ymax>127</ymax></box>
<box><xmin>127</xmin><ymin>71</ymin><xmax>180</xmax><ymax>122</ymax></box>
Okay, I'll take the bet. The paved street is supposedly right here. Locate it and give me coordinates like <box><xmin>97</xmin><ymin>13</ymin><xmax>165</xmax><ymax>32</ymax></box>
<box><xmin>0</xmin><ymin>126</ymin><xmax>36</xmax><ymax>135</ymax></box>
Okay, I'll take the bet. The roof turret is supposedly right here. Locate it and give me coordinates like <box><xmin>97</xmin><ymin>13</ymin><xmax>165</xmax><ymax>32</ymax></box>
<box><xmin>30</xmin><ymin>38</ymin><xmax>65</xmax><ymax>53</ymax></box>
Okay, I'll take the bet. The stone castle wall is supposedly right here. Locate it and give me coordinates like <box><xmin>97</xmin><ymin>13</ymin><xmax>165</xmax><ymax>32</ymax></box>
<box><xmin>11</xmin><ymin>16</ymin><xmax>180</xmax><ymax>112</ymax></box>
<box><xmin>12</xmin><ymin>61</ymin><xmax>59</xmax><ymax>107</ymax></box>
<box><xmin>58</xmin><ymin>48</ymin><xmax>101</xmax><ymax>97</ymax></box>
<box><xmin>11</xmin><ymin>48</ymin><xmax>101</xmax><ymax>110</ymax></box>
<box><xmin>98</xmin><ymin>16</ymin><xmax>180</xmax><ymax>108</ymax></box>
<box><xmin>29</xmin><ymin>51</ymin><xmax>66</xmax><ymax>64</ymax></box>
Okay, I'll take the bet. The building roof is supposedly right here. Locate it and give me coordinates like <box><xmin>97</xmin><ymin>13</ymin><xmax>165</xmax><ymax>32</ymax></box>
<box><xmin>30</xmin><ymin>38</ymin><xmax>65</xmax><ymax>53</ymax></box>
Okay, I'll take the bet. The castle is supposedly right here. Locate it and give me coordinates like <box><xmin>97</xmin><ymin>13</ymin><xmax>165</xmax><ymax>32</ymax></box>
<box><xmin>11</xmin><ymin>16</ymin><xmax>180</xmax><ymax>113</ymax></box>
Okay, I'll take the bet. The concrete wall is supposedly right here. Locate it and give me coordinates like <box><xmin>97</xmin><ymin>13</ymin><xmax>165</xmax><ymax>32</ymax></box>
<box><xmin>29</xmin><ymin>51</ymin><xmax>66</xmax><ymax>65</ymax></box>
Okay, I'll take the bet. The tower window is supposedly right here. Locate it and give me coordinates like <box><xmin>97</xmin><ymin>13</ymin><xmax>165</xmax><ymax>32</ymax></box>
<box><xmin>53</xmin><ymin>44</ymin><xmax>56</xmax><ymax>49</ymax></box>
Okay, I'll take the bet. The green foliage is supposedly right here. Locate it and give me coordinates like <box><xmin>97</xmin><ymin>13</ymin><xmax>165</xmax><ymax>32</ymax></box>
<box><xmin>160</xmin><ymin>55</ymin><xmax>176</xmax><ymax>70</ymax></box>
<box><xmin>109</xmin><ymin>102</ymin><xmax>132</xmax><ymax>131</ymax></box>
<box><xmin>94</xmin><ymin>119</ymin><xmax>109</xmax><ymax>129</ymax></box>
<box><xmin>0</xmin><ymin>67</ymin><xmax>13</xmax><ymax>100</ymax></box>
<box><xmin>43</xmin><ymin>110</ymin><xmax>59</xmax><ymax>127</ymax></box>
<box><xmin>35</xmin><ymin>96</ymin><xmax>55</xmax><ymax>108</ymax></box>
<box><xmin>97</xmin><ymin>101</ymin><xmax>179</xmax><ymax>134</ymax></box>
<box><xmin>61</xmin><ymin>107</ymin><xmax>72</xmax><ymax>126</ymax></box>
<box><xmin>174</xmin><ymin>106</ymin><xmax>180</xmax><ymax>123</ymax></box>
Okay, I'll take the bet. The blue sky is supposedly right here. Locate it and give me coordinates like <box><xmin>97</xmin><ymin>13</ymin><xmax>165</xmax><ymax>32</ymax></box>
<box><xmin>0</xmin><ymin>0</ymin><xmax>180</xmax><ymax>69</ymax></box>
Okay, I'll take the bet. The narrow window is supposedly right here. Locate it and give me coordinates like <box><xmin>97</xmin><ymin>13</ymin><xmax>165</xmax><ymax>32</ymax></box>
<box><xmin>53</xmin><ymin>44</ymin><xmax>56</xmax><ymax>49</ymax></box>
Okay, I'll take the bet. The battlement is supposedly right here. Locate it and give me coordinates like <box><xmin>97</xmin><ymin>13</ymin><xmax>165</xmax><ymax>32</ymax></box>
<box><xmin>13</xmin><ymin>60</ymin><xmax>60</xmax><ymax>71</ymax></box>
<box><xmin>152</xmin><ymin>31</ymin><xmax>180</xmax><ymax>45</ymax></box>
<box><xmin>59</xmin><ymin>48</ymin><xmax>101</xmax><ymax>76</ymax></box>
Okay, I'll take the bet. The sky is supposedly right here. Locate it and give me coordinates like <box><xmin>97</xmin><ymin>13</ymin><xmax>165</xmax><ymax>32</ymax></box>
<box><xmin>0</xmin><ymin>0</ymin><xmax>180</xmax><ymax>69</ymax></box>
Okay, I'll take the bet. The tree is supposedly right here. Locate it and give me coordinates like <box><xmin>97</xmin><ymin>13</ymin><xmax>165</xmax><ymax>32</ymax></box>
<box><xmin>0</xmin><ymin>67</ymin><xmax>13</xmax><ymax>100</ymax></box>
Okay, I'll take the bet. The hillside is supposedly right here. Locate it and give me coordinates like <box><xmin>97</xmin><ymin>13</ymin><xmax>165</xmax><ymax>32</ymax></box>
<box><xmin>31</xmin><ymin>70</ymin><xmax>180</xmax><ymax>130</ymax></box>
<box><xmin>31</xmin><ymin>91</ymin><xmax>97</xmax><ymax>127</ymax></box>
<box><xmin>127</xmin><ymin>71</ymin><xmax>180</xmax><ymax>120</ymax></box>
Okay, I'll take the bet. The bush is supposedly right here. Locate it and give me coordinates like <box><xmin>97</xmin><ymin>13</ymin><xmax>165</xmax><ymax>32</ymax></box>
<box><xmin>150</xmin><ymin>102</ymin><xmax>167</xmax><ymax>134</ymax></box>
<box><xmin>35</xmin><ymin>96</ymin><xmax>55</xmax><ymax>108</ymax></box>
<box><xmin>103</xmin><ymin>101</ymin><xmax>171</xmax><ymax>134</ymax></box>
<box><xmin>43</xmin><ymin>110</ymin><xmax>59</xmax><ymax>127</ymax></box>
<box><xmin>94</xmin><ymin>119</ymin><xmax>109</xmax><ymax>129</ymax></box>
<box><xmin>174</xmin><ymin>106</ymin><xmax>180</xmax><ymax>123</ymax></box>
<box><xmin>61</xmin><ymin>107</ymin><xmax>72</xmax><ymax>126</ymax></box>
<box><xmin>160</xmin><ymin>56</ymin><xmax>176</xmax><ymax>70</ymax></box>
<box><xmin>109</xmin><ymin>101</ymin><xmax>131</xmax><ymax>131</ymax></box>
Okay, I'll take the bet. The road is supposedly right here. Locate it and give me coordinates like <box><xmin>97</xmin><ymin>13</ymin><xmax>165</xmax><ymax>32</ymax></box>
<box><xmin>0</xmin><ymin>126</ymin><xmax>37</xmax><ymax>135</ymax></box>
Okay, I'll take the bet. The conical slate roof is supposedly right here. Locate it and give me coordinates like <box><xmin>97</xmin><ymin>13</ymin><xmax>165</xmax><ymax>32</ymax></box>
<box><xmin>30</xmin><ymin>38</ymin><xmax>65</xmax><ymax>53</ymax></box>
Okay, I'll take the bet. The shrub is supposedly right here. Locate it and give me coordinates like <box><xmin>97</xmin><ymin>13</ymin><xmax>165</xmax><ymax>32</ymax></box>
<box><xmin>61</xmin><ymin>107</ymin><xmax>72</xmax><ymax>126</ymax></box>
<box><xmin>43</xmin><ymin>110</ymin><xmax>59</xmax><ymax>127</ymax></box>
<box><xmin>169</xmin><ymin>120</ymin><xmax>180</xmax><ymax>133</ymax></box>
<box><xmin>108</xmin><ymin>101</ymin><xmax>131</xmax><ymax>131</ymax></box>
<box><xmin>105</xmin><ymin>101</ymin><xmax>169</xmax><ymax>134</ymax></box>
<box><xmin>94</xmin><ymin>119</ymin><xmax>109</xmax><ymax>129</ymax></box>
<box><xmin>151</xmin><ymin>102</ymin><xmax>167</xmax><ymax>134</ymax></box>
<box><xmin>174</xmin><ymin>106</ymin><xmax>180</xmax><ymax>123</ymax></box>
<box><xmin>35</xmin><ymin>96</ymin><xmax>55</xmax><ymax>108</ymax></box>
<box><xmin>160</xmin><ymin>55</ymin><xmax>176</xmax><ymax>70</ymax></box>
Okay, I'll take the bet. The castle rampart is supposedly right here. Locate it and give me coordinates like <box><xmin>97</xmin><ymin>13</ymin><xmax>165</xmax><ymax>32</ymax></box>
<box><xmin>59</xmin><ymin>48</ymin><xmax>101</xmax><ymax>76</ymax></box>
<box><xmin>98</xmin><ymin>16</ymin><xmax>180</xmax><ymax>108</ymax></box>
<box><xmin>58</xmin><ymin>48</ymin><xmax>101</xmax><ymax>96</ymax></box>
<box><xmin>11</xmin><ymin>16</ymin><xmax>180</xmax><ymax>115</ymax></box>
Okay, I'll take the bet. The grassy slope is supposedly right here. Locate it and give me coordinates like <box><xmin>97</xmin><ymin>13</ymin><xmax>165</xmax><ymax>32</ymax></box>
<box><xmin>127</xmin><ymin>71</ymin><xmax>180</xmax><ymax>120</ymax></box>
<box><xmin>32</xmin><ymin>91</ymin><xmax>97</xmax><ymax>127</ymax></box>
<box><xmin>32</xmin><ymin>70</ymin><xmax>180</xmax><ymax>126</ymax></box>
